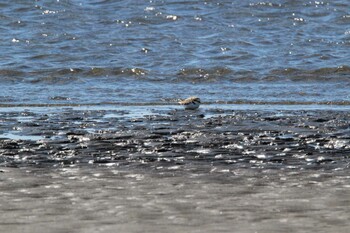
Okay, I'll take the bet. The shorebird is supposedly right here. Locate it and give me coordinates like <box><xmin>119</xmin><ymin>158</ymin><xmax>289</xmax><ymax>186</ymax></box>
<box><xmin>178</xmin><ymin>96</ymin><xmax>201</xmax><ymax>110</ymax></box>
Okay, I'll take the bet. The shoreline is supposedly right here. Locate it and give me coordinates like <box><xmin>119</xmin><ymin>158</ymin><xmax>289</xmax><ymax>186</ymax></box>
<box><xmin>1</xmin><ymin>101</ymin><xmax>350</xmax><ymax>108</ymax></box>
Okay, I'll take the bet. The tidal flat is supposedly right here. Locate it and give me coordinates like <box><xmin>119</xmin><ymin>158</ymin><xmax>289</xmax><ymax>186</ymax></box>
<box><xmin>0</xmin><ymin>107</ymin><xmax>349</xmax><ymax>233</ymax></box>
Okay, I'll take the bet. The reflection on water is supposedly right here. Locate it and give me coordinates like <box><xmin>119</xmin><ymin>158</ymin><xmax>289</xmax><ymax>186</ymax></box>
<box><xmin>1</xmin><ymin>133</ymin><xmax>44</xmax><ymax>141</ymax></box>
<box><xmin>1</xmin><ymin>166</ymin><xmax>349</xmax><ymax>233</ymax></box>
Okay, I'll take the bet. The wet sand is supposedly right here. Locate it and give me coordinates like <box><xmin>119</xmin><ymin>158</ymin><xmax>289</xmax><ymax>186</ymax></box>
<box><xmin>0</xmin><ymin>107</ymin><xmax>350</xmax><ymax>232</ymax></box>
<box><xmin>1</xmin><ymin>107</ymin><xmax>349</xmax><ymax>170</ymax></box>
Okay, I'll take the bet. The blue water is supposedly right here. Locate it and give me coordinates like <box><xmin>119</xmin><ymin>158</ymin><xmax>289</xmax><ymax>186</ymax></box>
<box><xmin>1</xmin><ymin>0</ymin><xmax>350</xmax><ymax>107</ymax></box>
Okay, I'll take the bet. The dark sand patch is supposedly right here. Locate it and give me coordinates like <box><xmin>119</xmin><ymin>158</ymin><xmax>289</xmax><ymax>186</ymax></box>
<box><xmin>1</xmin><ymin>108</ymin><xmax>349</xmax><ymax>171</ymax></box>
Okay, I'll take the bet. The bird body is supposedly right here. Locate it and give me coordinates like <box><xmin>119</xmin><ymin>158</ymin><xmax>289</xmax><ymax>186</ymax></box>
<box><xmin>178</xmin><ymin>96</ymin><xmax>201</xmax><ymax>110</ymax></box>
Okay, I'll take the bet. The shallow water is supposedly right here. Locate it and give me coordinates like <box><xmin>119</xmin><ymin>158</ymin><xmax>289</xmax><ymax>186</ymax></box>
<box><xmin>1</xmin><ymin>164</ymin><xmax>350</xmax><ymax>233</ymax></box>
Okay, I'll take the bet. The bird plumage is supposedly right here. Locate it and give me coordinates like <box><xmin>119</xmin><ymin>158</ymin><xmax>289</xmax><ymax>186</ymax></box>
<box><xmin>178</xmin><ymin>96</ymin><xmax>201</xmax><ymax>110</ymax></box>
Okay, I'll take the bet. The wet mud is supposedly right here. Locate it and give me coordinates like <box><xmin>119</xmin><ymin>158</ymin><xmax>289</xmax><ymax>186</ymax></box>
<box><xmin>1</xmin><ymin>108</ymin><xmax>349</xmax><ymax>171</ymax></box>
<box><xmin>1</xmin><ymin>107</ymin><xmax>350</xmax><ymax>233</ymax></box>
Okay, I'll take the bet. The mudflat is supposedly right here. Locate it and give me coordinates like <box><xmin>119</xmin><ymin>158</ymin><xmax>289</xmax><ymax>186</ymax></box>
<box><xmin>0</xmin><ymin>107</ymin><xmax>350</xmax><ymax>233</ymax></box>
<box><xmin>1</xmin><ymin>108</ymin><xmax>349</xmax><ymax>170</ymax></box>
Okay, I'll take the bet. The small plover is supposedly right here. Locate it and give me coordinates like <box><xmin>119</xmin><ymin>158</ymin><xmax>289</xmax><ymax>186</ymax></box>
<box><xmin>178</xmin><ymin>96</ymin><xmax>201</xmax><ymax>110</ymax></box>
